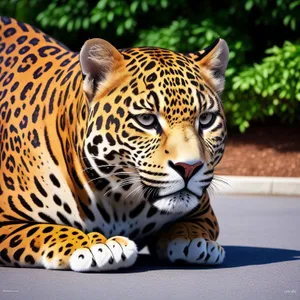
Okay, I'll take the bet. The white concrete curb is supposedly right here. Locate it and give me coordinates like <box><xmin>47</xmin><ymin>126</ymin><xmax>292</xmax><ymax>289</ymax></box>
<box><xmin>218</xmin><ymin>176</ymin><xmax>300</xmax><ymax>197</ymax></box>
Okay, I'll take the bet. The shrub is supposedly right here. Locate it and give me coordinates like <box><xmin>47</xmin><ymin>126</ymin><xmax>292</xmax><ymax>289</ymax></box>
<box><xmin>225</xmin><ymin>41</ymin><xmax>300</xmax><ymax>132</ymax></box>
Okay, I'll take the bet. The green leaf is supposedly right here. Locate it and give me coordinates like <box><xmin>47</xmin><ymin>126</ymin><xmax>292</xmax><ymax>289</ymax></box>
<box><xmin>290</xmin><ymin>18</ymin><xmax>296</xmax><ymax>30</ymax></box>
<box><xmin>141</xmin><ymin>1</ymin><xmax>149</xmax><ymax>12</ymax></box>
<box><xmin>232</xmin><ymin>81</ymin><xmax>241</xmax><ymax>90</ymax></box>
<box><xmin>74</xmin><ymin>18</ymin><xmax>81</xmax><ymax>30</ymax></box>
<box><xmin>91</xmin><ymin>13</ymin><xmax>102</xmax><ymax>23</ymax></box>
<box><xmin>245</xmin><ymin>1</ymin><xmax>253</xmax><ymax>11</ymax></box>
<box><xmin>116</xmin><ymin>25</ymin><xmax>124</xmax><ymax>35</ymax></box>
<box><xmin>125</xmin><ymin>18</ymin><xmax>133</xmax><ymax>30</ymax></box>
<box><xmin>130</xmin><ymin>1</ymin><xmax>139</xmax><ymax>13</ymax></box>
<box><xmin>67</xmin><ymin>20</ymin><xmax>74</xmax><ymax>32</ymax></box>
<box><xmin>283</xmin><ymin>15</ymin><xmax>291</xmax><ymax>26</ymax></box>
<box><xmin>161</xmin><ymin>0</ymin><xmax>168</xmax><ymax>8</ymax></box>
<box><xmin>279</xmin><ymin>90</ymin><xmax>286</xmax><ymax>99</ymax></box>
<box><xmin>107</xmin><ymin>11</ymin><xmax>114</xmax><ymax>22</ymax></box>
<box><xmin>58</xmin><ymin>15</ymin><xmax>68</xmax><ymax>28</ymax></box>
<box><xmin>289</xmin><ymin>1</ymin><xmax>300</xmax><ymax>9</ymax></box>
<box><xmin>82</xmin><ymin>18</ymin><xmax>90</xmax><ymax>29</ymax></box>
<box><xmin>97</xmin><ymin>0</ymin><xmax>108</xmax><ymax>10</ymax></box>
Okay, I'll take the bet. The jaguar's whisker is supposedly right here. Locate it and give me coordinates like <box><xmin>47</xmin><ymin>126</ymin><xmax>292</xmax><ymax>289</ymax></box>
<box><xmin>124</xmin><ymin>184</ymin><xmax>144</xmax><ymax>200</ymax></box>
<box><xmin>103</xmin><ymin>178</ymin><xmax>141</xmax><ymax>196</ymax></box>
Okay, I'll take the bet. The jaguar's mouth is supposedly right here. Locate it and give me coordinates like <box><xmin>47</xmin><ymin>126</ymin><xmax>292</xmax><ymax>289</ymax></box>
<box><xmin>151</xmin><ymin>188</ymin><xmax>201</xmax><ymax>202</ymax></box>
<box><xmin>148</xmin><ymin>188</ymin><xmax>201</xmax><ymax>214</ymax></box>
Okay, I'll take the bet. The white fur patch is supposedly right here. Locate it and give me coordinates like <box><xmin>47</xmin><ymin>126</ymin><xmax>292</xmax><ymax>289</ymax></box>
<box><xmin>69</xmin><ymin>237</ymin><xmax>137</xmax><ymax>272</ymax></box>
<box><xmin>167</xmin><ymin>238</ymin><xmax>225</xmax><ymax>265</ymax></box>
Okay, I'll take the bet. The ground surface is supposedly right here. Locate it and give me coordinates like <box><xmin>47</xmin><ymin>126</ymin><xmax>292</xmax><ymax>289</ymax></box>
<box><xmin>218</xmin><ymin>124</ymin><xmax>300</xmax><ymax>177</ymax></box>
<box><xmin>1</xmin><ymin>195</ymin><xmax>300</xmax><ymax>300</ymax></box>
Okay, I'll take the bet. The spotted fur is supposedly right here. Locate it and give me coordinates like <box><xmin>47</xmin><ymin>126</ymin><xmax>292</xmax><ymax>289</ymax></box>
<box><xmin>0</xmin><ymin>16</ymin><xmax>229</xmax><ymax>271</ymax></box>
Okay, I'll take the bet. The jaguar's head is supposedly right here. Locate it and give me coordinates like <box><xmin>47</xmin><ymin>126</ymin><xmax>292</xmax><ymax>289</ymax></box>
<box><xmin>80</xmin><ymin>38</ymin><xmax>229</xmax><ymax>214</ymax></box>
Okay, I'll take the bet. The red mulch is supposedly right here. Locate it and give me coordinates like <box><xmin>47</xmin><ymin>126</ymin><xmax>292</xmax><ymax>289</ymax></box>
<box><xmin>217</xmin><ymin>124</ymin><xmax>300</xmax><ymax>177</ymax></box>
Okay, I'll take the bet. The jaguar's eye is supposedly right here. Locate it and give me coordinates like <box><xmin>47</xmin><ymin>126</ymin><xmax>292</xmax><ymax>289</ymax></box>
<box><xmin>135</xmin><ymin>114</ymin><xmax>157</xmax><ymax>128</ymax></box>
<box><xmin>199</xmin><ymin>113</ymin><xmax>216</xmax><ymax>129</ymax></box>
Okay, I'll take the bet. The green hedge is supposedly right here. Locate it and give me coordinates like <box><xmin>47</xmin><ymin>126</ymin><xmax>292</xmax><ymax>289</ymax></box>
<box><xmin>226</xmin><ymin>41</ymin><xmax>300</xmax><ymax>132</ymax></box>
<box><xmin>1</xmin><ymin>0</ymin><xmax>300</xmax><ymax>132</ymax></box>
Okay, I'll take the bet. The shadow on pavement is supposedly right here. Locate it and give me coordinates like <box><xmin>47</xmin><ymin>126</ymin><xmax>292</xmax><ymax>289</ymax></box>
<box><xmin>221</xmin><ymin>246</ymin><xmax>300</xmax><ymax>268</ymax></box>
<box><xmin>122</xmin><ymin>246</ymin><xmax>300</xmax><ymax>273</ymax></box>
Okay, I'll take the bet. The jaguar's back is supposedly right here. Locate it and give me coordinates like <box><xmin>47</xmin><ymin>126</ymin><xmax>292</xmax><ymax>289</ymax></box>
<box><xmin>0</xmin><ymin>16</ymin><xmax>89</xmax><ymax>228</ymax></box>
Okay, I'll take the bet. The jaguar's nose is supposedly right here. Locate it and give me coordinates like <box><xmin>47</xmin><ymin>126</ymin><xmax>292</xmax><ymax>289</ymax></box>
<box><xmin>168</xmin><ymin>161</ymin><xmax>204</xmax><ymax>182</ymax></box>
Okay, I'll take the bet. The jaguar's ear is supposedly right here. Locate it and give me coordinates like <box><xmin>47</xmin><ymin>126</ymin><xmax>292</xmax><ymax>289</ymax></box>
<box><xmin>80</xmin><ymin>38</ymin><xmax>123</xmax><ymax>101</ymax></box>
<box><xmin>187</xmin><ymin>38</ymin><xmax>229</xmax><ymax>94</ymax></box>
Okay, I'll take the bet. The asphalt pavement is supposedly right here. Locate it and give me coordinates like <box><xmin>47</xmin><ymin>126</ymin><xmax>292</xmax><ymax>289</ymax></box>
<box><xmin>1</xmin><ymin>194</ymin><xmax>300</xmax><ymax>300</ymax></box>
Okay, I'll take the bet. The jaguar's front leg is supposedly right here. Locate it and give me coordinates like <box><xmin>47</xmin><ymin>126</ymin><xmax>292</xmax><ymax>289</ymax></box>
<box><xmin>149</xmin><ymin>192</ymin><xmax>225</xmax><ymax>265</ymax></box>
<box><xmin>0</xmin><ymin>223</ymin><xmax>137</xmax><ymax>272</ymax></box>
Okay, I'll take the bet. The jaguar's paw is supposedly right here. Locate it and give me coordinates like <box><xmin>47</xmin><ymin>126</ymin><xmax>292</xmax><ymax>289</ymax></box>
<box><xmin>167</xmin><ymin>238</ymin><xmax>225</xmax><ymax>265</ymax></box>
<box><xmin>69</xmin><ymin>236</ymin><xmax>138</xmax><ymax>272</ymax></box>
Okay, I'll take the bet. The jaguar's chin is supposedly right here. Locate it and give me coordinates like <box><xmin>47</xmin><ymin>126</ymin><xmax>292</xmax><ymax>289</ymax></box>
<box><xmin>151</xmin><ymin>189</ymin><xmax>201</xmax><ymax>214</ymax></box>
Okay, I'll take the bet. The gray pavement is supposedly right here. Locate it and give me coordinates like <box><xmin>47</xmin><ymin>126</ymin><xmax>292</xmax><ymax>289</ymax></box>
<box><xmin>1</xmin><ymin>195</ymin><xmax>300</xmax><ymax>300</ymax></box>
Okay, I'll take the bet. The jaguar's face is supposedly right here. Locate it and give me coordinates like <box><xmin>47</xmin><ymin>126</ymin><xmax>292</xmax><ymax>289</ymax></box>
<box><xmin>81</xmin><ymin>39</ymin><xmax>229</xmax><ymax>214</ymax></box>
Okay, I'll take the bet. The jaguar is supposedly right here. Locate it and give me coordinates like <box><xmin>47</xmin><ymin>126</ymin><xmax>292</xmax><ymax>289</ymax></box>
<box><xmin>0</xmin><ymin>16</ymin><xmax>229</xmax><ymax>272</ymax></box>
